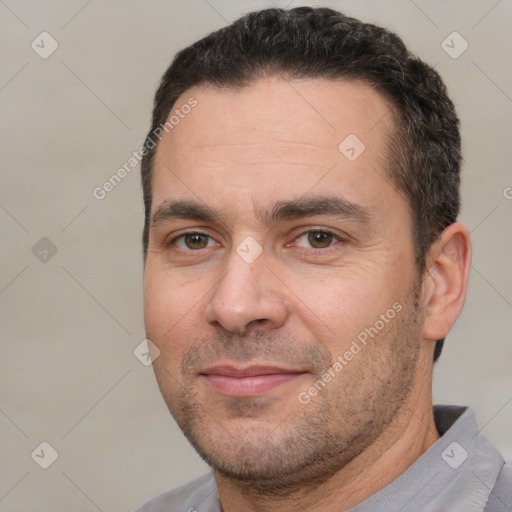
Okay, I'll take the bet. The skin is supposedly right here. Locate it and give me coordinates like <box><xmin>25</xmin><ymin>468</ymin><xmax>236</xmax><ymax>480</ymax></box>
<box><xmin>143</xmin><ymin>78</ymin><xmax>471</xmax><ymax>511</ymax></box>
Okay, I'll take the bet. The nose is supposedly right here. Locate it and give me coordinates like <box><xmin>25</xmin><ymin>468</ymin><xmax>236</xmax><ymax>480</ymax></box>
<box><xmin>204</xmin><ymin>248</ymin><xmax>289</xmax><ymax>335</ymax></box>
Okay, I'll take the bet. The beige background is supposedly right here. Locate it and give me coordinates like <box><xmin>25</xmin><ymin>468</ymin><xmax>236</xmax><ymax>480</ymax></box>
<box><xmin>0</xmin><ymin>1</ymin><xmax>511</xmax><ymax>510</ymax></box>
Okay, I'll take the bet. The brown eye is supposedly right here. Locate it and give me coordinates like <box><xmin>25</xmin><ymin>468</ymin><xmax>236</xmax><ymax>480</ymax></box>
<box><xmin>307</xmin><ymin>231</ymin><xmax>334</xmax><ymax>248</ymax></box>
<box><xmin>183</xmin><ymin>233</ymin><xmax>210</xmax><ymax>249</ymax></box>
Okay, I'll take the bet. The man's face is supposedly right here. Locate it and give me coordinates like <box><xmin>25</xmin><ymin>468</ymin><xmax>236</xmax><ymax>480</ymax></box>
<box><xmin>144</xmin><ymin>78</ymin><xmax>425</xmax><ymax>487</ymax></box>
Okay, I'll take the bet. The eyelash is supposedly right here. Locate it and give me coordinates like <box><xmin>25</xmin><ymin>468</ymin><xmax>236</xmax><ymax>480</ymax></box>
<box><xmin>293</xmin><ymin>229</ymin><xmax>343</xmax><ymax>252</ymax></box>
<box><xmin>166</xmin><ymin>228</ymin><xmax>344</xmax><ymax>252</ymax></box>
<box><xmin>165</xmin><ymin>230</ymin><xmax>215</xmax><ymax>250</ymax></box>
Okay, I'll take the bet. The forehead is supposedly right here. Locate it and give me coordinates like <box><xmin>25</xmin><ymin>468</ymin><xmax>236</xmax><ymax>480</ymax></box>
<box><xmin>151</xmin><ymin>77</ymin><xmax>401</xmax><ymax>220</ymax></box>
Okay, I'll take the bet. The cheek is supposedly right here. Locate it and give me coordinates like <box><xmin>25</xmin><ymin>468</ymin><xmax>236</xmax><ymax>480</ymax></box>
<box><xmin>290</xmin><ymin>270</ymin><xmax>400</xmax><ymax>352</ymax></box>
<box><xmin>143</xmin><ymin>269</ymin><xmax>204</xmax><ymax>350</ymax></box>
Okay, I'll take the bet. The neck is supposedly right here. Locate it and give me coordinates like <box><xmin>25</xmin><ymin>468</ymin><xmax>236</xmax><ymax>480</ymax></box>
<box><xmin>214</xmin><ymin>362</ymin><xmax>439</xmax><ymax>512</ymax></box>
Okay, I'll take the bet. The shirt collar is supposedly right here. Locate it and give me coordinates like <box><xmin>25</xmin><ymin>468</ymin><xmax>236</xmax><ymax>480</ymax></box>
<box><xmin>350</xmin><ymin>405</ymin><xmax>505</xmax><ymax>512</ymax></box>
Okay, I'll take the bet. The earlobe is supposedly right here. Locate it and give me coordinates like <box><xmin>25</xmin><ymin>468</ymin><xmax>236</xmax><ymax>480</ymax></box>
<box><xmin>421</xmin><ymin>222</ymin><xmax>472</xmax><ymax>341</ymax></box>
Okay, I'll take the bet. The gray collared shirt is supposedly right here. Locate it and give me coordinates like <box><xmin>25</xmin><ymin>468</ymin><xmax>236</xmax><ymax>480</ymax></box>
<box><xmin>134</xmin><ymin>405</ymin><xmax>511</xmax><ymax>511</ymax></box>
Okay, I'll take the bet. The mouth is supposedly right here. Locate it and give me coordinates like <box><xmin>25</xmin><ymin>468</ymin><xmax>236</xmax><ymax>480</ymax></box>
<box><xmin>199</xmin><ymin>364</ymin><xmax>307</xmax><ymax>397</ymax></box>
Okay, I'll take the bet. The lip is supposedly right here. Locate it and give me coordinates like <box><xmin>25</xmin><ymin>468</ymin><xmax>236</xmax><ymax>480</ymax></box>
<box><xmin>200</xmin><ymin>365</ymin><xmax>307</xmax><ymax>397</ymax></box>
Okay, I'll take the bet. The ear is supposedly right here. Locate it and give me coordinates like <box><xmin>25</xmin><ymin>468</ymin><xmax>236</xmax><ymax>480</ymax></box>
<box><xmin>421</xmin><ymin>222</ymin><xmax>472</xmax><ymax>341</ymax></box>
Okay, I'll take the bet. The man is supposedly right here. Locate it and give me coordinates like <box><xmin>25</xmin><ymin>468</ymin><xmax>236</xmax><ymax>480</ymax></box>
<box><xmin>136</xmin><ymin>7</ymin><xmax>511</xmax><ymax>512</ymax></box>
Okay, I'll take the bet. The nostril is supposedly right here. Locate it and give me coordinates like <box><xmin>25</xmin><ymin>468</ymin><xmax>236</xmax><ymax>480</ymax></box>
<box><xmin>239</xmin><ymin>318</ymin><xmax>268</xmax><ymax>336</ymax></box>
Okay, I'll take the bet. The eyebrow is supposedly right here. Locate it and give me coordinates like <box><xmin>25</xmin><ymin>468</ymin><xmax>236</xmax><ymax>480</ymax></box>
<box><xmin>151</xmin><ymin>201</ymin><xmax>219</xmax><ymax>226</ymax></box>
<box><xmin>260</xmin><ymin>196</ymin><xmax>373</xmax><ymax>225</ymax></box>
<box><xmin>150</xmin><ymin>196</ymin><xmax>373</xmax><ymax>228</ymax></box>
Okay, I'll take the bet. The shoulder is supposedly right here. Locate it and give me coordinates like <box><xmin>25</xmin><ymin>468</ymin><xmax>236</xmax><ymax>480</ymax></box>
<box><xmin>133</xmin><ymin>472</ymin><xmax>219</xmax><ymax>512</ymax></box>
<box><xmin>488</xmin><ymin>460</ymin><xmax>512</xmax><ymax>508</ymax></box>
